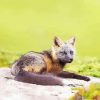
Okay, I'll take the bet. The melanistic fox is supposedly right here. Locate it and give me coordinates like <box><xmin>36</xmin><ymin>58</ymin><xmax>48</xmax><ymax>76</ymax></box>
<box><xmin>11</xmin><ymin>36</ymin><xmax>90</xmax><ymax>85</ymax></box>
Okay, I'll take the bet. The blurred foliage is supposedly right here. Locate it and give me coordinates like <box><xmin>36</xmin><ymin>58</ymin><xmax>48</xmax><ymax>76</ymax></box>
<box><xmin>0</xmin><ymin>51</ymin><xmax>100</xmax><ymax>78</ymax></box>
<box><xmin>0</xmin><ymin>50</ymin><xmax>20</xmax><ymax>67</ymax></box>
<box><xmin>70</xmin><ymin>83</ymin><xmax>100</xmax><ymax>100</ymax></box>
<box><xmin>84</xmin><ymin>83</ymin><xmax>100</xmax><ymax>99</ymax></box>
<box><xmin>65</xmin><ymin>57</ymin><xmax>100</xmax><ymax>77</ymax></box>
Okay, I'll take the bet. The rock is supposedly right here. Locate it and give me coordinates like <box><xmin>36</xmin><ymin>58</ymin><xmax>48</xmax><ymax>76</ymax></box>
<box><xmin>0</xmin><ymin>68</ymin><xmax>100</xmax><ymax>100</ymax></box>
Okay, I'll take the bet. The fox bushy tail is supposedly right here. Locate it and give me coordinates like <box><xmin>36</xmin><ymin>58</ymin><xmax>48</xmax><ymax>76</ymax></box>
<box><xmin>14</xmin><ymin>71</ymin><xmax>64</xmax><ymax>86</ymax></box>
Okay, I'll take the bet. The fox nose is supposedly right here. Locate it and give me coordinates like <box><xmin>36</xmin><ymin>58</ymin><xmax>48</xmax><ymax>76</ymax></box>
<box><xmin>69</xmin><ymin>58</ymin><xmax>73</xmax><ymax>62</ymax></box>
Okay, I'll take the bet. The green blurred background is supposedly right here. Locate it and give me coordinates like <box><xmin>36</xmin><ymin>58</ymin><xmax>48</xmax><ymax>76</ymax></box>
<box><xmin>0</xmin><ymin>0</ymin><xmax>100</xmax><ymax>57</ymax></box>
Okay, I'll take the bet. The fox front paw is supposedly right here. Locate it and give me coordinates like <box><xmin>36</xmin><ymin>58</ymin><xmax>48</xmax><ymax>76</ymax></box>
<box><xmin>83</xmin><ymin>76</ymin><xmax>90</xmax><ymax>81</ymax></box>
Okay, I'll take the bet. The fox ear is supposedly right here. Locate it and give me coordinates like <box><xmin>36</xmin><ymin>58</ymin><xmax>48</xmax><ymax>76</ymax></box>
<box><xmin>66</xmin><ymin>36</ymin><xmax>76</xmax><ymax>45</ymax></box>
<box><xmin>53</xmin><ymin>36</ymin><xmax>63</xmax><ymax>47</ymax></box>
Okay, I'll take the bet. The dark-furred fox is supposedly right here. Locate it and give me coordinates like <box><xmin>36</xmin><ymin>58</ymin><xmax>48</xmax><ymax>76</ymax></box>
<box><xmin>11</xmin><ymin>36</ymin><xmax>90</xmax><ymax>85</ymax></box>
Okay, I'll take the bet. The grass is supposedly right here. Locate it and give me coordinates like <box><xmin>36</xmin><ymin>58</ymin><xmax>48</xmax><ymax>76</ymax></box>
<box><xmin>0</xmin><ymin>50</ymin><xmax>100</xmax><ymax>78</ymax></box>
<box><xmin>0</xmin><ymin>50</ymin><xmax>20</xmax><ymax>67</ymax></box>
<box><xmin>65</xmin><ymin>57</ymin><xmax>100</xmax><ymax>77</ymax></box>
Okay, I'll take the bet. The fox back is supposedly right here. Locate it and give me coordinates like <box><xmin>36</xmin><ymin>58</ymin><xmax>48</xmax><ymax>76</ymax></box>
<box><xmin>11</xmin><ymin>36</ymin><xmax>76</xmax><ymax>75</ymax></box>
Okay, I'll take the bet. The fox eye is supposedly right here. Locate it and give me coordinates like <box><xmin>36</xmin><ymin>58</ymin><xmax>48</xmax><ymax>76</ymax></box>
<box><xmin>70</xmin><ymin>50</ymin><xmax>73</xmax><ymax>55</ymax></box>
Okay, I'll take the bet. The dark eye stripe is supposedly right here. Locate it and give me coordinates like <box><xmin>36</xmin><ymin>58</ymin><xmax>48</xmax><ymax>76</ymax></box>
<box><xmin>60</xmin><ymin>51</ymin><xmax>67</xmax><ymax>54</ymax></box>
<box><xmin>64</xmin><ymin>51</ymin><xmax>67</xmax><ymax>54</ymax></box>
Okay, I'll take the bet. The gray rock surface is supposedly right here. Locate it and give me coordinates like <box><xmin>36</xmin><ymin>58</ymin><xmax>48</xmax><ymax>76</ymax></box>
<box><xmin>0</xmin><ymin>68</ymin><xmax>100</xmax><ymax>100</ymax></box>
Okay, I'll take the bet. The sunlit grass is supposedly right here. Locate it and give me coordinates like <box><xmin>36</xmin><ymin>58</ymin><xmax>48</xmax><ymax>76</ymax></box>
<box><xmin>65</xmin><ymin>57</ymin><xmax>100</xmax><ymax>77</ymax></box>
<box><xmin>0</xmin><ymin>51</ymin><xmax>20</xmax><ymax>67</ymax></box>
<box><xmin>0</xmin><ymin>51</ymin><xmax>100</xmax><ymax>78</ymax></box>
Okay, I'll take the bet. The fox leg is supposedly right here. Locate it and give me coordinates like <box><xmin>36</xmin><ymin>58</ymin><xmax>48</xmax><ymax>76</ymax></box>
<box><xmin>56</xmin><ymin>71</ymin><xmax>90</xmax><ymax>81</ymax></box>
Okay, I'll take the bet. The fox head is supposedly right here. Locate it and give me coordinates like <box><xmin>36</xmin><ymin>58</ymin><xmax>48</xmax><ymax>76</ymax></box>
<box><xmin>51</xmin><ymin>36</ymin><xmax>76</xmax><ymax>64</ymax></box>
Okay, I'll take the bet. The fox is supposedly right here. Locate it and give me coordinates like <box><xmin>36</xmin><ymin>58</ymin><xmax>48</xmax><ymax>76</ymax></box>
<box><xmin>11</xmin><ymin>36</ymin><xmax>90</xmax><ymax>85</ymax></box>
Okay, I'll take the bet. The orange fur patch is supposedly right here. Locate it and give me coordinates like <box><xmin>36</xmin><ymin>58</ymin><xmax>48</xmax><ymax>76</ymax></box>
<box><xmin>43</xmin><ymin>55</ymin><xmax>63</xmax><ymax>73</ymax></box>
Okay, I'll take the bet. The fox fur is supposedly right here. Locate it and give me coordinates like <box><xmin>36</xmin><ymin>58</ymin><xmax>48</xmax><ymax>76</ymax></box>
<box><xmin>11</xmin><ymin>36</ymin><xmax>90</xmax><ymax>85</ymax></box>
